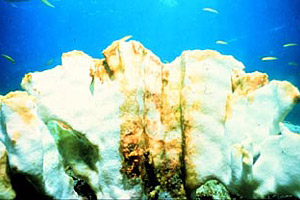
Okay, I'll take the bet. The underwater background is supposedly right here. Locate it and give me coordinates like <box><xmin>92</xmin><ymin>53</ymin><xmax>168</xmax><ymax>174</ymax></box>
<box><xmin>0</xmin><ymin>0</ymin><xmax>299</xmax><ymax>124</ymax></box>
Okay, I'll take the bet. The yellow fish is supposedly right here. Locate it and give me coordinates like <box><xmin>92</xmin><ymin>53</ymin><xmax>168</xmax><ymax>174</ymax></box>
<box><xmin>216</xmin><ymin>40</ymin><xmax>228</xmax><ymax>45</ymax></box>
<box><xmin>42</xmin><ymin>0</ymin><xmax>55</xmax><ymax>8</ymax></box>
<box><xmin>283</xmin><ymin>43</ymin><xmax>297</xmax><ymax>47</ymax></box>
<box><xmin>202</xmin><ymin>7</ymin><xmax>219</xmax><ymax>14</ymax></box>
<box><xmin>261</xmin><ymin>56</ymin><xmax>278</xmax><ymax>61</ymax></box>
<box><xmin>1</xmin><ymin>54</ymin><xmax>15</xmax><ymax>64</ymax></box>
<box><xmin>288</xmin><ymin>62</ymin><xmax>298</xmax><ymax>66</ymax></box>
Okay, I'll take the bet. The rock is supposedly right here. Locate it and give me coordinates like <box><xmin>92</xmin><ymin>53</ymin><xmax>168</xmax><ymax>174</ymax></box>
<box><xmin>0</xmin><ymin>36</ymin><xmax>299</xmax><ymax>199</ymax></box>
<box><xmin>196</xmin><ymin>180</ymin><xmax>231</xmax><ymax>199</ymax></box>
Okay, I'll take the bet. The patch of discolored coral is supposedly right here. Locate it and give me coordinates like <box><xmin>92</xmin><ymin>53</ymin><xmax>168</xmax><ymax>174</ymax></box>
<box><xmin>119</xmin><ymin>132</ymin><xmax>143</xmax><ymax>180</ymax></box>
<box><xmin>154</xmin><ymin>159</ymin><xmax>186</xmax><ymax>199</ymax></box>
<box><xmin>119</xmin><ymin>116</ymin><xmax>145</xmax><ymax>181</ymax></box>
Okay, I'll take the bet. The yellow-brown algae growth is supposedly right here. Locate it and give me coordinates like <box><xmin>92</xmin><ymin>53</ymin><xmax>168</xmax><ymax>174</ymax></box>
<box><xmin>273</xmin><ymin>81</ymin><xmax>300</xmax><ymax>104</ymax></box>
<box><xmin>10</xmin><ymin>131</ymin><xmax>22</xmax><ymax>146</ymax></box>
<box><xmin>224</xmin><ymin>94</ymin><xmax>233</xmax><ymax>121</ymax></box>
<box><xmin>2</xmin><ymin>92</ymin><xmax>37</xmax><ymax>126</ymax></box>
<box><xmin>93</xmin><ymin>59</ymin><xmax>108</xmax><ymax>83</ymax></box>
<box><xmin>102</xmin><ymin>36</ymin><xmax>132</xmax><ymax>77</ymax></box>
<box><xmin>233</xmin><ymin>71</ymin><xmax>269</xmax><ymax>97</ymax></box>
<box><xmin>22</xmin><ymin>73</ymin><xmax>32</xmax><ymax>84</ymax></box>
<box><xmin>233</xmin><ymin>144</ymin><xmax>251</xmax><ymax>165</ymax></box>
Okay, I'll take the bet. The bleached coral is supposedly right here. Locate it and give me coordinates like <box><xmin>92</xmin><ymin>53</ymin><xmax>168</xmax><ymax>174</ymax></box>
<box><xmin>0</xmin><ymin>37</ymin><xmax>299</xmax><ymax>199</ymax></box>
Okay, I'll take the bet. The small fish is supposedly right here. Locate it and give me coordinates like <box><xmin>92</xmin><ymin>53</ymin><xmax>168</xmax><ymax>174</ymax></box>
<box><xmin>288</xmin><ymin>62</ymin><xmax>299</xmax><ymax>66</ymax></box>
<box><xmin>261</xmin><ymin>56</ymin><xmax>278</xmax><ymax>61</ymax></box>
<box><xmin>1</xmin><ymin>54</ymin><xmax>15</xmax><ymax>64</ymax></box>
<box><xmin>42</xmin><ymin>0</ymin><xmax>55</xmax><ymax>8</ymax></box>
<box><xmin>216</xmin><ymin>40</ymin><xmax>227</xmax><ymax>45</ymax></box>
<box><xmin>45</xmin><ymin>58</ymin><xmax>54</xmax><ymax>66</ymax></box>
<box><xmin>10</xmin><ymin>3</ymin><xmax>18</xmax><ymax>8</ymax></box>
<box><xmin>283</xmin><ymin>43</ymin><xmax>297</xmax><ymax>47</ymax></box>
<box><xmin>202</xmin><ymin>7</ymin><xmax>219</xmax><ymax>14</ymax></box>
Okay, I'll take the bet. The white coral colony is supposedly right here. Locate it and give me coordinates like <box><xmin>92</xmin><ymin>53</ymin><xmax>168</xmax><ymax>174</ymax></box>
<box><xmin>0</xmin><ymin>37</ymin><xmax>300</xmax><ymax>199</ymax></box>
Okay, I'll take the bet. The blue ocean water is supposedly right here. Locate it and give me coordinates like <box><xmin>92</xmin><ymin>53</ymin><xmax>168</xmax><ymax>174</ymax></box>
<box><xmin>0</xmin><ymin>0</ymin><xmax>299</xmax><ymax>124</ymax></box>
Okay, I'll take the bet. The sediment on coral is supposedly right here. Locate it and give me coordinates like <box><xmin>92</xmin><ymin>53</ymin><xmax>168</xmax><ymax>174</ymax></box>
<box><xmin>0</xmin><ymin>37</ymin><xmax>300</xmax><ymax>199</ymax></box>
